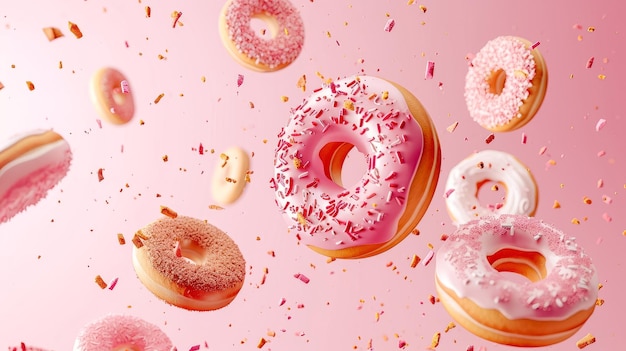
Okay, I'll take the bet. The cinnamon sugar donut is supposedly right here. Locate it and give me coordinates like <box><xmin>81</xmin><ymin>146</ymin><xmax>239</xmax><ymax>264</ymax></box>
<box><xmin>465</xmin><ymin>36</ymin><xmax>548</xmax><ymax>132</ymax></box>
<box><xmin>132</xmin><ymin>215</ymin><xmax>246</xmax><ymax>311</ymax></box>
<box><xmin>435</xmin><ymin>214</ymin><xmax>598</xmax><ymax>347</ymax></box>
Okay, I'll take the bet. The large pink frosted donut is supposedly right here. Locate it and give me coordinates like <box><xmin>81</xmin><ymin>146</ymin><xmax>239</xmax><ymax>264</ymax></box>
<box><xmin>218</xmin><ymin>0</ymin><xmax>304</xmax><ymax>71</ymax></box>
<box><xmin>272</xmin><ymin>75</ymin><xmax>441</xmax><ymax>259</ymax></box>
<box><xmin>465</xmin><ymin>36</ymin><xmax>548</xmax><ymax>132</ymax></box>
<box><xmin>73</xmin><ymin>315</ymin><xmax>173</xmax><ymax>351</ymax></box>
<box><xmin>435</xmin><ymin>214</ymin><xmax>598</xmax><ymax>347</ymax></box>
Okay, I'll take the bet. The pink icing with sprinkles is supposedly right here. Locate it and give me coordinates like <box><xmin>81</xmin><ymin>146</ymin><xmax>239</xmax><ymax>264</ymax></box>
<box><xmin>223</xmin><ymin>0</ymin><xmax>304</xmax><ymax>69</ymax></box>
<box><xmin>465</xmin><ymin>36</ymin><xmax>537</xmax><ymax>129</ymax></box>
<box><xmin>73</xmin><ymin>314</ymin><xmax>173</xmax><ymax>350</ymax></box>
<box><xmin>436</xmin><ymin>214</ymin><xmax>598</xmax><ymax>320</ymax></box>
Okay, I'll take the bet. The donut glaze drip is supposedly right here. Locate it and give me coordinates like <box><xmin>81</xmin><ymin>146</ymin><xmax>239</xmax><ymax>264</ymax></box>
<box><xmin>222</xmin><ymin>0</ymin><xmax>304</xmax><ymax>70</ymax></box>
<box><xmin>436</xmin><ymin>214</ymin><xmax>598</xmax><ymax>321</ymax></box>
<box><xmin>465</xmin><ymin>36</ymin><xmax>537</xmax><ymax>129</ymax></box>
<box><xmin>273</xmin><ymin>76</ymin><xmax>425</xmax><ymax>251</ymax></box>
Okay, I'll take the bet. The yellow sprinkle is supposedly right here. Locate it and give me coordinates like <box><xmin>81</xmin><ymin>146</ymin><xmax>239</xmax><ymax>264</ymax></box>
<box><xmin>297</xmin><ymin>212</ymin><xmax>306</xmax><ymax>226</ymax></box>
<box><xmin>598</xmin><ymin>74</ymin><xmax>606</xmax><ymax>80</ymax></box>
<box><xmin>444</xmin><ymin>322</ymin><xmax>456</xmax><ymax>332</ymax></box>
<box><xmin>293</xmin><ymin>157</ymin><xmax>302</xmax><ymax>169</ymax></box>
<box><xmin>407</xmin><ymin>0</ymin><xmax>415</xmax><ymax>4</ymax></box>
<box><xmin>587</xmin><ymin>26</ymin><xmax>595</xmax><ymax>32</ymax></box>
<box><xmin>284</xmin><ymin>27</ymin><xmax>289</xmax><ymax>35</ymax></box>
<box><xmin>583</xmin><ymin>196</ymin><xmax>592</xmax><ymax>204</ymax></box>
<box><xmin>381</xmin><ymin>91</ymin><xmax>389</xmax><ymax>100</ymax></box>
<box><xmin>419</xmin><ymin>5</ymin><xmax>427</xmax><ymax>12</ymax></box>
<box><xmin>430</xmin><ymin>332</ymin><xmax>441</xmax><ymax>348</ymax></box>
<box><xmin>571</xmin><ymin>218</ymin><xmax>581</xmax><ymax>225</ymax></box>
<box><xmin>326</xmin><ymin>31</ymin><xmax>331</xmax><ymax>38</ymax></box>
<box><xmin>281</xmin><ymin>96</ymin><xmax>289</xmax><ymax>102</ymax></box>
<box><xmin>409</xmin><ymin>254</ymin><xmax>420</xmax><ymax>268</ymax></box>
<box><xmin>595</xmin><ymin>298</ymin><xmax>605</xmax><ymax>306</ymax></box>
<box><xmin>343</xmin><ymin>100</ymin><xmax>355</xmax><ymax>111</ymax></box>
<box><xmin>374</xmin><ymin>312</ymin><xmax>380</xmax><ymax>322</ymax></box>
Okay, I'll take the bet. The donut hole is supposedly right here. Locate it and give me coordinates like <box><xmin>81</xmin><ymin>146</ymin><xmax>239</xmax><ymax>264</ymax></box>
<box><xmin>475</xmin><ymin>179</ymin><xmax>506</xmax><ymax>211</ymax></box>
<box><xmin>111</xmin><ymin>86</ymin><xmax>128</xmax><ymax>106</ymax></box>
<box><xmin>250</xmin><ymin>13</ymin><xmax>279</xmax><ymax>38</ymax></box>
<box><xmin>178</xmin><ymin>239</ymin><xmax>207</xmax><ymax>265</ymax></box>
<box><xmin>488</xmin><ymin>68</ymin><xmax>507</xmax><ymax>95</ymax></box>
<box><xmin>319</xmin><ymin>142</ymin><xmax>367</xmax><ymax>189</ymax></box>
<box><xmin>487</xmin><ymin>248</ymin><xmax>547</xmax><ymax>283</ymax></box>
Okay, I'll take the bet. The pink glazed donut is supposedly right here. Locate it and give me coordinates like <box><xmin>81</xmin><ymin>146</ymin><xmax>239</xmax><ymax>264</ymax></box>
<box><xmin>73</xmin><ymin>315</ymin><xmax>173</xmax><ymax>351</ymax></box>
<box><xmin>273</xmin><ymin>75</ymin><xmax>441</xmax><ymax>259</ymax></box>
<box><xmin>465</xmin><ymin>36</ymin><xmax>548</xmax><ymax>132</ymax></box>
<box><xmin>218</xmin><ymin>0</ymin><xmax>305</xmax><ymax>71</ymax></box>
<box><xmin>435</xmin><ymin>214</ymin><xmax>598</xmax><ymax>347</ymax></box>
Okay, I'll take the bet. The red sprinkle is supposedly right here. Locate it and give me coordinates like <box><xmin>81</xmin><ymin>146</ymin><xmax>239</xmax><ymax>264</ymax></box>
<box><xmin>425</xmin><ymin>61</ymin><xmax>435</xmax><ymax>80</ymax></box>
<box><xmin>294</xmin><ymin>273</ymin><xmax>310</xmax><ymax>284</ymax></box>
<box><xmin>237</xmin><ymin>74</ymin><xmax>244</xmax><ymax>87</ymax></box>
<box><xmin>384</xmin><ymin>18</ymin><xmax>395</xmax><ymax>32</ymax></box>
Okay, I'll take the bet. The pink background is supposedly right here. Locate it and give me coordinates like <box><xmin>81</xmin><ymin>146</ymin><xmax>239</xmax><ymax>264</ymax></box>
<box><xmin>0</xmin><ymin>0</ymin><xmax>624</xmax><ymax>349</ymax></box>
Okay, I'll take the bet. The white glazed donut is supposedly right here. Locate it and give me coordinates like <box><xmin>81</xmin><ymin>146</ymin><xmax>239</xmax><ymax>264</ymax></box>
<box><xmin>444</xmin><ymin>150</ymin><xmax>537</xmax><ymax>226</ymax></box>
<box><xmin>435</xmin><ymin>214</ymin><xmax>599</xmax><ymax>347</ymax></box>
<box><xmin>272</xmin><ymin>75</ymin><xmax>441</xmax><ymax>259</ymax></box>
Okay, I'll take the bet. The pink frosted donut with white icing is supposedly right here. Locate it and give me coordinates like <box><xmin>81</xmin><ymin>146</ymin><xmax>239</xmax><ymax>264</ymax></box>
<box><xmin>272</xmin><ymin>75</ymin><xmax>441</xmax><ymax>259</ymax></box>
<box><xmin>444</xmin><ymin>149</ymin><xmax>538</xmax><ymax>226</ymax></box>
<box><xmin>465</xmin><ymin>36</ymin><xmax>548</xmax><ymax>132</ymax></box>
<box><xmin>73</xmin><ymin>314</ymin><xmax>173</xmax><ymax>351</ymax></box>
<box><xmin>435</xmin><ymin>214</ymin><xmax>598</xmax><ymax>347</ymax></box>
<box><xmin>218</xmin><ymin>0</ymin><xmax>304</xmax><ymax>72</ymax></box>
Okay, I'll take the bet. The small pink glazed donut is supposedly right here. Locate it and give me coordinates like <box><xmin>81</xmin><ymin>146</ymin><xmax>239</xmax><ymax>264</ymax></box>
<box><xmin>465</xmin><ymin>36</ymin><xmax>548</xmax><ymax>132</ymax></box>
<box><xmin>273</xmin><ymin>75</ymin><xmax>441</xmax><ymax>259</ymax></box>
<box><xmin>218</xmin><ymin>0</ymin><xmax>304</xmax><ymax>71</ymax></box>
<box><xmin>0</xmin><ymin>129</ymin><xmax>72</xmax><ymax>224</ymax></box>
<box><xmin>90</xmin><ymin>67</ymin><xmax>135</xmax><ymax>124</ymax></box>
<box><xmin>435</xmin><ymin>214</ymin><xmax>598</xmax><ymax>347</ymax></box>
<box><xmin>73</xmin><ymin>314</ymin><xmax>173</xmax><ymax>351</ymax></box>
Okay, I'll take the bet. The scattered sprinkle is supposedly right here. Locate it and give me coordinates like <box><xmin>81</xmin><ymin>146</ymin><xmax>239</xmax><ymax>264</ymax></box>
<box><xmin>257</xmin><ymin>337</ymin><xmax>267</xmax><ymax>348</ymax></box>
<box><xmin>154</xmin><ymin>93</ymin><xmax>165</xmax><ymax>104</ymax></box>
<box><xmin>145</xmin><ymin>6</ymin><xmax>151</xmax><ymax>18</ymax></box>
<box><xmin>43</xmin><ymin>27</ymin><xmax>63</xmax><ymax>41</ymax></box>
<box><xmin>384</xmin><ymin>18</ymin><xmax>395</xmax><ymax>32</ymax></box>
<box><xmin>108</xmin><ymin>277</ymin><xmax>119</xmax><ymax>290</ymax></box>
<box><xmin>595</xmin><ymin>118</ymin><xmax>606</xmax><ymax>131</ymax></box>
<box><xmin>160</xmin><ymin>206</ymin><xmax>178</xmax><ymax>218</ymax></box>
<box><xmin>294</xmin><ymin>273</ymin><xmax>310</xmax><ymax>284</ymax></box>
<box><xmin>117</xmin><ymin>233</ymin><xmax>126</xmax><ymax>245</ymax></box>
<box><xmin>281</xmin><ymin>96</ymin><xmax>289</xmax><ymax>102</ymax></box>
<box><xmin>97</xmin><ymin>168</ymin><xmax>104</xmax><ymax>182</ymax></box>
<box><xmin>446</xmin><ymin>122</ymin><xmax>459</xmax><ymax>133</ymax></box>
<box><xmin>95</xmin><ymin>275</ymin><xmax>107</xmax><ymax>289</ymax></box>
<box><xmin>68</xmin><ymin>21</ymin><xmax>83</xmax><ymax>38</ymax></box>
<box><xmin>425</xmin><ymin>61</ymin><xmax>435</xmax><ymax>79</ymax></box>
<box><xmin>485</xmin><ymin>133</ymin><xmax>495</xmax><ymax>144</ymax></box>
<box><xmin>297</xmin><ymin>75</ymin><xmax>307</xmax><ymax>91</ymax></box>
<box><xmin>422</xmin><ymin>250</ymin><xmax>434</xmax><ymax>266</ymax></box>
<box><xmin>172</xmin><ymin>11</ymin><xmax>183</xmax><ymax>28</ymax></box>
<box><xmin>576</xmin><ymin>333</ymin><xmax>596</xmax><ymax>349</ymax></box>
<box><xmin>430</xmin><ymin>332</ymin><xmax>441</xmax><ymax>348</ymax></box>
<box><xmin>553</xmin><ymin>200</ymin><xmax>561</xmax><ymax>209</ymax></box>
<box><xmin>26</xmin><ymin>81</ymin><xmax>35</xmax><ymax>91</ymax></box>
<box><xmin>237</xmin><ymin>74</ymin><xmax>244</xmax><ymax>87</ymax></box>
<box><xmin>444</xmin><ymin>322</ymin><xmax>456</xmax><ymax>332</ymax></box>
<box><xmin>598</xmin><ymin>74</ymin><xmax>606</xmax><ymax>80</ymax></box>
<box><xmin>531</xmin><ymin>41</ymin><xmax>540</xmax><ymax>49</ymax></box>
<box><xmin>521</xmin><ymin>133</ymin><xmax>527</xmax><ymax>144</ymax></box>
<box><xmin>602</xmin><ymin>213</ymin><xmax>612</xmax><ymax>222</ymax></box>
<box><xmin>586</xmin><ymin>57</ymin><xmax>595</xmax><ymax>68</ymax></box>
<box><xmin>410</xmin><ymin>254</ymin><xmax>421</xmax><ymax>268</ymax></box>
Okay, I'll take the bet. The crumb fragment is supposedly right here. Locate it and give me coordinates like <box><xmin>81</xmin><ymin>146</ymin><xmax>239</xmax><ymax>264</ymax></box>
<box><xmin>43</xmin><ymin>27</ymin><xmax>64</xmax><ymax>41</ymax></box>
<box><xmin>208</xmin><ymin>204</ymin><xmax>224</xmax><ymax>210</ymax></box>
<box><xmin>162</xmin><ymin>155</ymin><xmax>168</xmax><ymax>162</ymax></box>
<box><xmin>576</xmin><ymin>333</ymin><xmax>595</xmax><ymax>349</ymax></box>
<box><xmin>68</xmin><ymin>21</ymin><xmax>83</xmax><ymax>38</ymax></box>
<box><xmin>145</xmin><ymin>6</ymin><xmax>151</xmax><ymax>18</ymax></box>
<box><xmin>26</xmin><ymin>81</ymin><xmax>35</xmax><ymax>91</ymax></box>
<box><xmin>410</xmin><ymin>254</ymin><xmax>421</xmax><ymax>268</ymax></box>
<box><xmin>0</xmin><ymin>82</ymin><xmax>4</xmax><ymax>90</ymax></box>
<box><xmin>160</xmin><ymin>205</ymin><xmax>178</xmax><ymax>218</ymax></box>
<box><xmin>117</xmin><ymin>233</ymin><xmax>126</xmax><ymax>245</ymax></box>
<box><xmin>553</xmin><ymin>200</ymin><xmax>561</xmax><ymax>209</ymax></box>
<box><xmin>95</xmin><ymin>275</ymin><xmax>107</xmax><ymax>289</ymax></box>
<box><xmin>444</xmin><ymin>322</ymin><xmax>456</xmax><ymax>332</ymax></box>
<box><xmin>154</xmin><ymin>93</ymin><xmax>165</xmax><ymax>104</ymax></box>
<box><xmin>171</xmin><ymin>11</ymin><xmax>183</xmax><ymax>28</ymax></box>
<box><xmin>446</xmin><ymin>122</ymin><xmax>458</xmax><ymax>133</ymax></box>
<box><xmin>281</xmin><ymin>95</ymin><xmax>289</xmax><ymax>102</ymax></box>
<box><xmin>297</xmin><ymin>75</ymin><xmax>306</xmax><ymax>91</ymax></box>
<box><xmin>132</xmin><ymin>234</ymin><xmax>144</xmax><ymax>248</ymax></box>
<box><xmin>97</xmin><ymin>168</ymin><xmax>104</xmax><ymax>182</ymax></box>
<box><xmin>430</xmin><ymin>332</ymin><xmax>441</xmax><ymax>348</ymax></box>
<box><xmin>257</xmin><ymin>337</ymin><xmax>267</xmax><ymax>348</ymax></box>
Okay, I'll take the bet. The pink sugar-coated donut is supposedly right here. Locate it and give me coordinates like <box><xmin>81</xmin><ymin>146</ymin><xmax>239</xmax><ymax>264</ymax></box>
<box><xmin>218</xmin><ymin>0</ymin><xmax>304</xmax><ymax>72</ymax></box>
<box><xmin>435</xmin><ymin>214</ymin><xmax>598</xmax><ymax>347</ymax></box>
<box><xmin>465</xmin><ymin>36</ymin><xmax>548</xmax><ymax>132</ymax></box>
<box><xmin>90</xmin><ymin>67</ymin><xmax>135</xmax><ymax>125</ymax></box>
<box><xmin>272</xmin><ymin>75</ymin><xmax>441</xmax><ymax>259</ymax></box>
<box><xmin>73</xmin><ymin>314</ymin><xmax>173</xmax><ymax>351</ymax></box>
<box><xmin>132</xmin><ymin>215</ymin><xmax>246</xmax><ymax>311</ymax></box>
<box><xmin>0</xmin><ymin>130</ymin><xmax>72</xmax><ymax>224</ymax></box>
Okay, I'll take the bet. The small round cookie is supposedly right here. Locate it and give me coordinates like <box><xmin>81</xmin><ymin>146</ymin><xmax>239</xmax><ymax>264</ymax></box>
<box><xmin>132</xmin><ymin>215</ymin><xmax>246</xmax><ymax>311</ymax></box>
<box><xmin>0</xmin><ymin>129</ymin><xmax>72</xmax><ymax>224</ymax></box>
<box><xmin>90</xmin><ymin>67</ymin><xmax>135</xmax><ymax>124</ymax></box>
<box><xmin>218</xmin><ymin>0</ymin><xmax>305</xmax><ymax>71</ymax></box>
<box><xmin>73</xmin><ymin>314</ymin><xmax>173</xmax><ymax>351</ymax></box>
<box><xmin>444</xmin><ymin>150</ymin><xmax>537</xmax><ymax>226</ymax></box>
<box><xmin>465</xmin><ymin>36</ymin><xmax>548</xmax><ymax>132</ymax></box>
<box><xmin>212</xmin><ymin>146</ymin><xmax>250</xmax><ymax>205</ymax></box>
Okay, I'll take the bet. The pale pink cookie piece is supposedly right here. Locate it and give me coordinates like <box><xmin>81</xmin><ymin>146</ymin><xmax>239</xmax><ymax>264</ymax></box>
<box><xmin>90</xmin><ymin>67</ymin><xmax>135</xmax><ymax>124</ymax></box>
<box><xmin>0</xmin><ymin>130</ymin><xmax>72</xmax><ymax>224</ymax></box>
<box><xmin>212</xmin><ymin>146</ymin><xmax>250</xmax><ymax>205</ymax></box>
<box><xmin>73</xmin><ymin>314</ymin><xmax>173</xmax><ymax>350</ymax></box>
<box><xmin>465</xmin><ymin>36</ymin><xmax>548</xmax><ymax>132</ymax></box>
<box><xmin>218</xmin><ymin>0</ymin><xmax>305</xmax><ymax>72</ymax></box>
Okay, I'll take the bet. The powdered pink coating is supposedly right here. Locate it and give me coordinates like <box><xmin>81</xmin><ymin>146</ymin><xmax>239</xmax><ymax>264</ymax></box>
<box><xmin>465</xmin><ymin>36</ymin><xmax>536</xmax><ymax>129</ymax></box>
<box><xmin>223</xmin><ymin>0</ymin><xmax>304</xmax><ymax>69</ymax></box>
<box><xmin>73</xmin><ymin>314</ymin><xmax>172</xmax><ymax>351</ymax></box>
<box><xmin>273</xmin><ymin>76</ymin><xmax>425</xmax><ymax>250</ymax></box>
<box><xmin>0</xmin><ymin>134</ymin><xmax>72</xmax><ymax>224</ymax></box>
<box><xmin>436</xmin><ymin>214</ymin><xmax>598</xmax><ymax>320</ymax></box>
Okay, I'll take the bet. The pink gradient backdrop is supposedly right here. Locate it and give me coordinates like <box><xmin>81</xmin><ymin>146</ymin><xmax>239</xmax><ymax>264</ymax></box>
<box><xmin>0</xmin><ymin>0</ymin><xmax>623</xmax><ymax>349</ymax></box>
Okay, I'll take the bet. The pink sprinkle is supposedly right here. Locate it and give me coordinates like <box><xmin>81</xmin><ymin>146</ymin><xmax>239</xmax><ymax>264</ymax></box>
<box><xmin>279</xmin><ymin>297</ymin><xmax>286</xmax><ymax>306</ymax></box>
<box><xmin>603</xmin><ymin>195</ymin><xmax>612</xmax><ymax>204</ymax></box>
<box><xmin>444</xmin><ymin>188</ymin><xmax>455</xmax><ymax>198</ymax></box>
<box><xmin>422</xmin><ymin>250</ymin><xmax>434</xmax><ymax>266</ymax></box>
<box><xmin>531</xmin><ymin>41</ymin><xmax>540</xmax><ymax>49</ymax></box>
<box><xmin>425</xmin><ymin>61</ymin><xmax>435</xmax><ymax>80</ymax></box>
<box><xmin>586</xmin><ymin>56</ymin><xmax>595</xmax><ymax>68</ymax></box>
<box><xmin>521</xmin><ymin>133</ymin><xmax>527</xmax><ymax>144</ymax></box>
<box><xmin>597</xmin><ymin>150</ymin><xmax>606</xmax><ymax>157</ymax></box>
<box><xmin>573</xmin><ymin>24</ymin><xmax>583</xmax><ymax>30</ymax></box>
<box><xmin>95</xmin><ymin>119</ymin><xmax>102</xmax><ymax>129</ymax></box>
<box><xmin>198</xmin><ymin>143</ymin><xmax>204</xmax><ymax>155</ymax></box>
<box><xmin>602</xmin><ymin>213</ymin><xmax>612</xmax><ymax>222</ymax></box>
<box><xmin>120</xmin><ymin>144</ymin><xmax>124</xmax><ymax>153</ymax></box>
<box><xmin>398</xmin><ymin>340</ymin><xmax>407</xmax><ymax>348</ymax></box>
<box><xmin>466</xmin><ymin>346</ymin><xmax>474</xmax><ymax>351</ymax></box>
<box><xmin>120</xmin><ymin>80</ymin><xmax>130</xmax><ymax>94</ymax></box>
<box><xmin>172</xmin><ymin>11</ymin><xmax>182</xmax><ymax>28</ymax></box>
<box><xmin>597</xmin><ymin>179</ymin><xmax>604</xmax><ymax>188</ymax></box>
<box><xmin>124</xmin><ymin>40</ymin><xmax>129</xmax><ymax>48</ymax></box>
<box><xmin>595</xmin><ymin>118</ymin><xmax>606</xmax><ymax>131</ymax></box>
<box><xmin>237</xmin><ymin>74</ymin><xmax>244</xmax><ymax>87</ymax></box>
<box><xmin>188</xmin><ymin>345</ymin><xmax>200</xmax><ymax>351</ymax></box>
<box><xmin>538</xmin><ymin>146</ymin><xmax>547</xmax><ymax>155</ymax></box>
<box><xmin>384</xmin><ymin>18</ymin><xmax>395</xmax><ymax>32</ymax></box>
<box><xmin>294</xmin><ymin>273</ymin><xmax>310</xmax><ymax>284</ymax></box>
<box><xmin>108</xmin><ymin>277</ymin><xmax>118</xmax><ymax>290</ymax></box>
